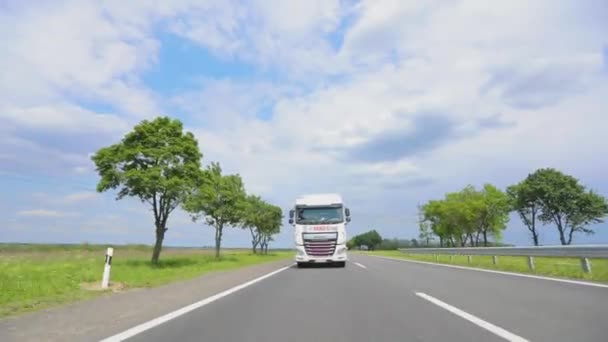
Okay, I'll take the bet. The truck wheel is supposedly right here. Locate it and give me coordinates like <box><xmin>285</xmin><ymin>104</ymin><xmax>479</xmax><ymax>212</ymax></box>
<box><xmin>297</xmin><ymin>262</ymin><xmax>305</xmax><ymax>268</ymax></box>
<box><xmin>336</xmin><ymin>261</ymin><xmax>346</xmax><ymax>268</ymax></box>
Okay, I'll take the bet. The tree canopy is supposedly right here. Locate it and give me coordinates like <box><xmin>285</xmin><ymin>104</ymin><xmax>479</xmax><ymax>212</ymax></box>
<box><xmin>420</xmin><ymin>184</ymin><xmax>510</xmax><ymax>247</ymax></box>
<box><xmin>241</xmin><ymin>195</ymin><xmax>283</xmax><ymax>254</ymax></box>
<box><xmin>348</xmin><ymin>230</ymin><xmax>383</xmax><ymax>250</ymax></box>
<box><xmin>183</xmin><ymin>162</ymin><xmax>247</xmax><ymax>258</ymax></box>
<box><xmin>527</xmin><ymin>168</ymin><xmax>608</xmax><ymax>245</ymax></box>
<box><xmin>91</xmin><ymin>116</ymin><xmax>202</xmax><ymax>264</ymax></box>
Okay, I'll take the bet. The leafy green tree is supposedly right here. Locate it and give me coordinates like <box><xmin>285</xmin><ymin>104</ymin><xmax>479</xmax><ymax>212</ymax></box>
<box><xmin>91</xmin><ymin>116</ymin><xmax>202</xmax><ymax>264</ymax></box>
<box><xmin>418</xmin><ymin>203</ymin><xmax>434</xmax><ymax>246</ymax></box>
<box><xmin>422</xmin><ymin>200</ymin><xmax>450</xmax><ymax>247</ymax></box>
<box><xmin>476</xmin><ymin>184</ymin><xmax>511</xmax><ymax>246</ymax></box>
<box><xmin>183</xmin><ymin>162</ymin><xmax>246</xmax><ymax>258</ymax></box>
<box><xmin>259</xmin><ymin>204</ymin><xmax>283</xmax><ymax>254</ymax></box>
<box><xmin>367</xmin><ymin>230</ymin><xmax>383</xmax><ymax>250</ymax></box>
<box><xmin>530</xmin><ymin>168</ymin><xmax>608</xmax><ymax>245</ymax></box>
<box><xmin>241</xmin><ymin>195</ymin><xmax>265</xmax><ymax>253</ymax></box>
<box><xmin>507</xmin><ymin>180</ymin><xmax>542</xmax><ymax>245</ymax></box>
<box><xmin>421</xmin><ymin>184</ymin><xmax>509</xmax><ymax>247</ymax></box>
<box><xmin>346</xmin><ymin>238</ymin><xmax>357</xmax><ymax>250</ymax></box>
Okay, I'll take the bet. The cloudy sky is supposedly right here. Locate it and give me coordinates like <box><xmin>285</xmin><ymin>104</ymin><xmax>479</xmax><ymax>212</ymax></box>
<box><xmin>2</xmin><ymin>0</ymin><xmax>607</xmax><ymax>248</ymax></box>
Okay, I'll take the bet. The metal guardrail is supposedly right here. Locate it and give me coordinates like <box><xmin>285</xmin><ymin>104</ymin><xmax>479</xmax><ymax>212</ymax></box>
<box><xmin>397</xmin><ymin>245</ymin><xmax>608</xmax><ymax>273</ymax></box>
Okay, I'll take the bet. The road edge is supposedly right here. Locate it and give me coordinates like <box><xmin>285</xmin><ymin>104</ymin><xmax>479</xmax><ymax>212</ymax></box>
<box><xmin>369</xmin><ymin>255</ymin><xmax>608</xmax><ymax>288</ymax></box>
<box><xmin>99</xmin><ymin>264</ymin><xmax>293</xmax><ymax>341</ymax></box>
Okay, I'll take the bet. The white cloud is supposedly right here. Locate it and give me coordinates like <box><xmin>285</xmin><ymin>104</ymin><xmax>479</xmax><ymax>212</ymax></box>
<box><xmin>64</xmin><ymin>192</ymin><xmax>99</xmax><ymax>203</ymax></box>
<box><xmin>178</xmin><ymin>1</ymin><xmax>608</xmax><ymax>246</ymax></box>
<box><xmin>17</xmin><ymin>209</ymin><xmax>79</xmax><ymax>218</ymax></box>
<box><xmin>2</xmin><ymin>1</ymin><xmax>607</xmax><ymax>246</ymax></box>
<box><xmin>0</xmin><ymin>103</ymin><xmax>129</xmax><ymax>134</ymax></box>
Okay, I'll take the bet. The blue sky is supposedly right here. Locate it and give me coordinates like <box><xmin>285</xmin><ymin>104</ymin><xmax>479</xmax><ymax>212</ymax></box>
<box><xmin>1</xmin><ymin>0</ymin><xmax>608</xmax><ymax>248</ymax></box>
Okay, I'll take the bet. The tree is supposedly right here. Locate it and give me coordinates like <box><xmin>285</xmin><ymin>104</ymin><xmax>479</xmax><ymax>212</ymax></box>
<box><xmin>183</xmin><ymin>162</ymin><xmax>246</xmax><ymax>258</ymax></box>
<box><xmin>91</xmin><ymin>116</ymin><xmax>202</xmax><ymax>264</ymax></box>
<box><xmin>348</xmin><ymin>230</ymin><xmax>383</xmax><ymax>250</ymax></box>
<box><xmin>422</xmin><ymin>200</ymin><xmax>450</xmax><ymax>247</ymax></box>
<box><xmin>241</xmin><ymin>195</ymin><xmax>265</xmax><ymax>253</ymax></box>
<box><xmin>346</xmin><ymin>238</ymin><xmax>357</xmax><ymax>250</ymax></box>
<box><xmin>241</xmin><ymin>196</ymin><xmax>283</xmax><ymax>254</ymax></box>
<box><xmin>530</xmin><ymin>168</ymin><xmax>608</xmax><ymax>245</ymax></box>
<box><xmin>507</xmin><ymin>180</ymin><xmax>542</xmax><ymax>245</ymax></box>
<box><xmin>258</xmin><ymin>204</ymin><xmax>283</xmax><ymax>254</ymax></box>
<box><xmin>367</xmin><ymin>230</ymin><xmax>382</xmax><ymax>250</ymax></box>
<box><xmin>476</xmin><ymin>184</ymin><xmax>510</xmax><ymax>246</ymax></box>
<box><xmin>417</xmin><ymin>203</ymin><xmax>433</xmax><ymax>246</ymax></box>
<box><xmin>420</xmin><ymin>184</ymin><xmax>509</xmax><ymax>247</ymax></box>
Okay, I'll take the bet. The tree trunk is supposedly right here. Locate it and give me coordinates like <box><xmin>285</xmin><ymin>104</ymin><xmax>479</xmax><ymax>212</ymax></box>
<box><xmin>215</xmin><ymin>224</ymin><xmax>223</xmax><ymax>258</ymax></box>
<box><xmin>554</xmin><ymin>215</ymin><xmax>567</xmax><ymax>245</ymax></box>
<box><xmin>530</xmin><ymin>209</ymin><xmax>539</xmax><ymax>246</ymax></box>
<box><xmin>469</xmin><ymin>234</ymin><xmax>475</xmax><ymax>247</ymax></box>
<box><xmin>250</xmin><ymin>227</ymin><xmax>259</xmax><ymax>253</ymax></box>
<box><xmin>531</xmin><ymin>232</ymin><xmax>539</xmax><ymax>246</ymax></box>
<box><xmin>558</xmin><ymin>226</ymin><xmax>567</xmax><ymax>245</ymax></box>
<box><xmin>566</xmin><ymin>227</ymin><xmax>575</xmax><ymax>245</ymax></box>
<box><xmin>151</xmin><ymin>225</ymin><xmax>165</xmax><ymax>264</ymax></box>
<box><xmin>482</xmin><ymin>230</ymin><xmax>488</xmax><ymax>247</ymax></box>
<box><xmin>439</xmin><ymin>236</ymin><xmax>444</xmax><ymax>247</ymax></box>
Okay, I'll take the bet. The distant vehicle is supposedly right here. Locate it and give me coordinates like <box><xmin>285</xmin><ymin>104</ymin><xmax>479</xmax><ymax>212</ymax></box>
<box><xmin>289</xmin><ymin>193</ymin><xmax>351</xmax><ymax>268</ymax></box>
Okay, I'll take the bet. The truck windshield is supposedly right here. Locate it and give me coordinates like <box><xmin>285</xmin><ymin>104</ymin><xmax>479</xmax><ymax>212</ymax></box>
<box><xmin>296</xmin><ymin>206</ymin><xmax>343</xmax><ymax>224</ymax></box>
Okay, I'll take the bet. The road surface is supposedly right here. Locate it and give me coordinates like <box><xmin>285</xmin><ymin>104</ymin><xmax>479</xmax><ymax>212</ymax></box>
<box><xmin>103</xmin><ymin>254</ymin><xmax>608</xmax><ymax>342</ymax></box>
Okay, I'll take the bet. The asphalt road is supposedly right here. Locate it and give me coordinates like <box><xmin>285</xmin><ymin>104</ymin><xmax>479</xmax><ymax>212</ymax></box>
<box><xmin>107</xmin><ymin>254</ymin><xmax>608</xmax><ymax>342</ymax></box>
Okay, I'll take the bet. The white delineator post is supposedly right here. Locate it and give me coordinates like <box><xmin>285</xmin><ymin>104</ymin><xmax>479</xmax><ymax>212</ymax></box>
<box><xmin>101</xmin><ymin>247</ymin><xmax>114</xmax><ymax>289</ymax></box>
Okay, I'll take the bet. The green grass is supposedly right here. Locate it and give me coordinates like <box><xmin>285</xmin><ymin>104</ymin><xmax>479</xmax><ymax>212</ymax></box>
<box><xmin>0</xmin><ymin>244</ymin><xmax>292</xmax><ymax>318</ymax></box>
<box><xmin>362</xmin><ymin>250</ymin><xmax>608</xmax><ymax>283</ymax></box>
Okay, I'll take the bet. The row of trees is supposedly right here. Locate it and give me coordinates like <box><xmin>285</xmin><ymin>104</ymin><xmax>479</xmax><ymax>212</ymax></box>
<box><xmin>92</xmin><ymin>117</ymin><xmax>282</xmax><ymax>264</ymax></box>
<box><xmin>419</xmin><ymin>168</ymin><xmax>608</xmax><ymax>247</ymax></box>
<box><xmin>419</xmin><ymin>184</ymin><xmax>511</xmax><ymax>247</ymax></box>
<box><xmin>347</xmin><ymin>230</ymin><xmax>383</xmax><ymax>250</ymax></box>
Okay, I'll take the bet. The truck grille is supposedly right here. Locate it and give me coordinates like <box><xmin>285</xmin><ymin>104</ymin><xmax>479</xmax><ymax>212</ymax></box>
<box><xmin>303</xmin><ymin>238</ymin><xmax>337</xmax><ymax>257</ymax></box>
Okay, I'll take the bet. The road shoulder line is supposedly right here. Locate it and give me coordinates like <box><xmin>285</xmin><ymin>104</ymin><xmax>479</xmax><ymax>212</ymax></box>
<box><xmin>416</xmin><ymin>292</ymin><xmax>529</xmax><ymax>342</ymax></box>
<box><xmin>99</xmin><ymin>264</ymin><xmax>292</xmax><ymax>341</ymax></box>
<box><xmin>370</xmin><ymin>255</ymin><xmax>608</xmax><ymax>288</ymax></box>
<box><xmin>353</xmin><ymin>262</ymin><xmax>367</xmax><ymax>269</ymax></box>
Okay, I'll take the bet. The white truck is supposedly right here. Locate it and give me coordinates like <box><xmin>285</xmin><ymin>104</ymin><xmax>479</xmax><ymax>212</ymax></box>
<box><xmin>288</xmin><ymin>193</ymin><xmax>350</xmax><ymax>268</ymax></box>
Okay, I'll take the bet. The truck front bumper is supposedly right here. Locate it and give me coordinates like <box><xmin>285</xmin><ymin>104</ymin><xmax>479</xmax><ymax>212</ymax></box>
<box><xmin>295</xmin><ymin>244</ymin><xmax>348</xmax><ymax>263</ymax></box>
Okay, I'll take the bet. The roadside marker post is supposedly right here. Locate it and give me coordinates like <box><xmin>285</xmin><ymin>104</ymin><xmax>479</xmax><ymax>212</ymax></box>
<box><xmin>101</xmin><ymin>247</ymin><xmax>114</xmax><ymax>289</ymax></box>
<box><xmin>581</xmin><ymin>257</ymin><xmax>592</xmax><ymax>273</ymax></box>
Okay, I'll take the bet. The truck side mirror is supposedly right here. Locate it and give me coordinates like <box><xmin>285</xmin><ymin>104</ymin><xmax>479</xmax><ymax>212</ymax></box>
<box><xmin>346</xmin><ymin>217</ymin><xmax>351</xmax><ymax>222</ymax></box>
<box><xmin>289</xmin><ymin>218</ymin><xmax>294</xmax><ymax>224</ymax></box>
<box><xmin>289</xmin><ymin>210</ymin><xmax>294</xmax><ymax>218</ymax></box>
<box><xmin>345</xmin><ymin>208</ymin><xmax>350</xmax><ymax>217</ymax></box>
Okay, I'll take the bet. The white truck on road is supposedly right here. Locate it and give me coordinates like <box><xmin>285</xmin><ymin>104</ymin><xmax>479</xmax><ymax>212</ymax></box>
<box><xmin>288</xmin><ymin>193</ymin><xmax>350</xmax><ymax>268</ymax></box>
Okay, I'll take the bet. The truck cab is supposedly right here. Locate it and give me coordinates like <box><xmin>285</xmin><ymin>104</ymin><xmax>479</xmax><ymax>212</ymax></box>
<box><xmin>289</xmin><ymin>193</ymin><xmax>350</xmax><ymax>268</ymax></box>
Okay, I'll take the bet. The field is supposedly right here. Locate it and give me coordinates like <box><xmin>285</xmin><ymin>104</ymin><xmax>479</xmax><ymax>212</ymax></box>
<box><xmin>0</xmin><ymin>243</ymin><xmax>292</xmax><ymax>318</ymax></box>
<box><xmin>363</xmin><ymin>250</ymin><xmax>608</xmax><ymax>283</ymax></box>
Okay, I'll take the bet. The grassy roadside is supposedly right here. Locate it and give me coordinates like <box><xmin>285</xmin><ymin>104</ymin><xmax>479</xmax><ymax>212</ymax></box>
<box><xmin>0</xmin><ymin>244</ymin><xmax>292</xmax><ymax>318</ymax></box>
<box><xmin>361</xmin><ymin>250</ymin><xmax>608</xmax><ymax>283</ymax></box>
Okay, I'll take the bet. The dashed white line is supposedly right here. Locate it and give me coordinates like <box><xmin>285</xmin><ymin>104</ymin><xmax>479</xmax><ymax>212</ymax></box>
<box><xmin>372</xmin><ymin>255</ymin><xmax>608</xmax><ymax>288</ymax></box>
<box><xmin>416</xmin><ymin>292</ymin><xmax>529</xmax><ymax>342</ymax></box>
<box><xmin>99</xmin><ymin>264</ymin><xmax>292</xmax><ymax>341</ymax></box>
<box><xmin>353</xmin><ymin>262</ymin><xmax>367</xmax><ymax>269</ymax></box>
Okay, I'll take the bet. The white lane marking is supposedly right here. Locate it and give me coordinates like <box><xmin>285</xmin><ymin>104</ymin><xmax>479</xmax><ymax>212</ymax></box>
<box><xmin>99</xmin><ymin>264</ymin><xmax>292</xmax><ymax>342</ymax></box>
<box><xmin>416</xmin><ymin>292</ymin><xmax>529</xmax><ymax>342</ymax></box>
<box><xmin>371</xmin><ymin>255</ymin><xmax>608</xmax><ymax>289</ymax></box>
<box><xmin>353</xmin><ymin>262</ymin><xmax>367</xmax><ymax>269</ymax></box>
